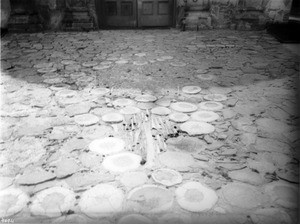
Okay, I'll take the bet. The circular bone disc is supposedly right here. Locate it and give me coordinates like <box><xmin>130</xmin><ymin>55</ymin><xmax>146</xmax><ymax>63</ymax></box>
<box><xmin>135</xmin><ymin>94</ymin><xmax>157</xmax><ymax>102</ymax></box>
<box><xmin>170</xmin><ymin>102</ymin><xmax>198</xmax><ymax>113</ymax></box>
<box><xmin>102</xmin><ymin>152</ymin><xmax>141</xmax><ymax>173</ymax></box>
<box><xmin>74</xmin><ymin>114</ymin><xmax>100</xmax><ymax>126</ymax></box>
<box><xmin>74</xmin><ymin>114</ymin><xmax>99</xmax><ymax>126</ymax></box>
<box><xmin>90</xmin><ymin>88</ymin><xmax>110</xmax><ymax>95</ymax></box>
<box><xmin>221</xmin><ymin>183</ymin><xmax>266</xmax><ymax>209</ymax></box>
<box><xmin>180</xmin><ymin>121</ymin><xmax>215</xmax><ymax>135</ymax></box>
<box><xmin>82</xmin><ymin>61</ymin><xmax>98</xmax><ymax>67</ymax></box>
<box><xmin>198</xmin><ymin>101</ymin><xmax>224</xmax><ymax>111</ymax></box>
<box><xmin>30</xmin><ymin>187</ymin><xmax>76</xmax><ymax>218</ymax></box>
<box><xmin>37</xmin><ymin>67</ymin><xmax>57</xmax><ymax>73</ymax></box>
<box><xmin>119</xmin><ymin>106</ymin><xmax>141</xmax><ymax>115</ymax></box>
<box><xmin>102</xmin><ymin>113</ymin><xmax>124</xmax><ymax>123</ymax></box>
<box><xmin>265</xmin><ymin>181</ymin><xmax>298</xmax><ymax>209</ymax></box>
<box><xmin>151</xmin><ymin>107</ymin><xmax>171</xmax><ymax>116</ymax></box>
<box><xmin>182</xmin><ymin>86</ymin><xmax>202</xmax><ymax>94</ymax></box>
<box><xmin>169</xmin><ymin>112</ymin><xmax>190</xmax><ymax>123</ymax></box>
<box><xmin>79</xmin><ymin>184</ymin><xmax>124</xmax><ymax>217</ymax></box>
<box><xmin>89</xmin><ymin>137</ymin><xmax>125</xmax><ymax>155</ymax></box>
<box><xmin>0</xmin><ymin>188</ymin><xmax>29</xmax><ymax>217</ymax></box>
<box><xmin>175</xmin><ymin>182</ymin><xmax>218</xmax><ymax>212</ymax></box>
<box><xmin>159</xmin><ymin>151</ymin><xmax>194</xmax><ymax>171</ymax></box>
<box><xmin>203</xmin><ymin>94</ymin><xmax>227</xmax><ymax>102</ymax></box>
<box><xmin>191</xmin><ymin>111</ymin><xmax>220</xmax><ymax>122</ymax></box>
<box><xmin>152</xmin><ymin>168</ymin><xmax>182</xmax><ymax>186</ymax></box>
<box><xmin>126</xmin><ymin>185</ymin><xmax>174</xmax><ymax>213</ymax></box>
<box><xmin>170</xmin><ymin>62</ymin><xmax>186</xmax><ymax>67</ymax></box>
<box><xmin>196</xmin><ymin>74</ymin><xmax>215</xmax><ymax>80</ymax></box>
<box><xmin>113</xmin><ymin>98</ymin><xmax>135</xmax><ymax>107</ymax></box>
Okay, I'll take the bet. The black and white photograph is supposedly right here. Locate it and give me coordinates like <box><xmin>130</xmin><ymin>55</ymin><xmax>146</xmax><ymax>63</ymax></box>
<box><xmin>0</xmin><ymin>0</ymin><xmax>299</xmax><ymax>223</ymax></box>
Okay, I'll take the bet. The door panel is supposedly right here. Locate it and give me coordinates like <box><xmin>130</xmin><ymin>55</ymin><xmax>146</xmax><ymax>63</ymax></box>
<box><xmin>102</xmin><ymin>0</ymin><xmax>137</xmax><ymax>27</ymax></box>
<box><xmin>96</xmin><ymin>0</ymin><xmax>174</xmax><ymax>28</ymax></box>
<box><xmin>138</xmin><ymin>0</ymin><xmax>172</xmax><ymax>27</ymax></box>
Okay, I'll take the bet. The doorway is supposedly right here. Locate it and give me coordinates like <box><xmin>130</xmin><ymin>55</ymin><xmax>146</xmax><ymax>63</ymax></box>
<box><xmin>95</xmin><ymin>0</ymin><xmax>175</xmax><ymax>28</ymax></box>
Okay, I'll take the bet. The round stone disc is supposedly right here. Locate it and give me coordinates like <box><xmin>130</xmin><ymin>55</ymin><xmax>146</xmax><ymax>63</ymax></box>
<box><xmin>82</xmin><ymin>61</ymin><xmax>98</xmax><ymax>67</ymax></box>
<box><xmin>169</xmin><ymin>112</ymin><xmax>190</xmax><ymax>123</ymax></box>
<box><xmin>151</xmin><ymin>107</ymin><xmax>171</xmax><ymax>116</ymax></box>
<box><xmin>170</xmin><ymin>102</ymin><xmax>198</xmax><ymax>113</ymax></box>
<box><xmin>102</xmin><ymin>113</ymin><xmax>124</xmax><ymax>123</ymax></box>
<box><xmin>182</xmin><ymin>86</ymin><xmax>202</xmax><ymax>94</ymax></box>
<box><xmin>190</xmin><ymin>111</ymin><xmax>220</xmax><ymax>122</ymax></box>
<box><xmin>113</xmin><ymin>98</ymin><xmax>135</xmax><ymax>107</ymax></box>
<box><xmin>126</xmin><ymin>185</ymin><xmax>174</xmax><ymax>213</ymax></box>
<box><xmin>30</xmin><ymin>187</ymin><xmax>76</xmax><ymax>218</ymax></box>
<box><xmin>74</xmin><ymin>114</ymin><xmax>99</xmax><ymax>126</ymax></box>
<box><xmin>170</xmin><ymin>62</ymin><xmax>186</xmax><ymax>67</ymax></box>
<box><xmin>135</xmin><ymin>94</ymin><xmax>157</xmax><ymax>102</ymax></box>
<box><xmin>37</xmin><ymin>67</ymin><xmax>57</xmax><ymax>73</ymax></box>
<box><xmin>119</xmin><ymin>106</ymin><xmax>141</xmax><ymax>115</ymax></box>
<box><xmin>0</xmin><ymin>188</ymin><xmax>29</xmax><ymax>217</ymax></box>
<box><xmin>196</xmin><ymin>74</ymin><xmax>215</xmax><ymax>81</ymax></box>
<box><xmin>102</xmin><ymin>152</ymin><xmax>142</xmax><ymax>173</ymax></box>
<box><xmin>89</xmin><ymin>137</ymin><xmax>125</xmax><ymax>155</ymax></box>
<box><xmin>90</xmin><ymin>88</ymin><xmax>110</xmax><ymax>96</ymax></box>
<box><xmin>221</xmin><ymin>183</ymin><xmax>267</xmax><ymax>209</ymax></box>
<box><xmin>203</xmin><ymin>94</ymin><xmax>227</xmax><ymax>102</ymax></box>
<box><xmin>198</xmin><ymin>101</ymin><xmax>224</xmax><ymax>111</ymax></box>
<box><xmin>175</xmin><ymin>181</ymin><xmax>218</xmax><ymax>212</ymax></box>
<box><xmin>159</xmin><ymin>151</ymin><xmax>194</xmax><ymax>171</ymax></box>
<box><xmin>79</xmin><ymin>184</ymin><xmax>124</xmax><ymax>217</ymax></box>
<box><xmin>180</xmin><ymin>121</ymin><xmax>215</xmax><ymax>135</ymax></box>
<box><xmin>265</xmin><ymin>181</ymin><xmax>298</xmax><ymax>209</ymax></box>
<box><xmin>151</xmin><ymin>168</ymin><xmax>182</xmax><ymax>186</ymax></box>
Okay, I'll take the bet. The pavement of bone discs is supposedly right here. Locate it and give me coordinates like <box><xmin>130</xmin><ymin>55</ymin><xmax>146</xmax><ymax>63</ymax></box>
<box><xmin>0</xmin><ymin>30</ymin><xmax>299</xmax><ymax>224</ymax></box>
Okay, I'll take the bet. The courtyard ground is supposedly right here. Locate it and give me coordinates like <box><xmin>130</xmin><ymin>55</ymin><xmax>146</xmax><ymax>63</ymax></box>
<box><xmin>0</xmin><ymin>29</ymin><xmax>299</xmax><ymax>224</ymax></box>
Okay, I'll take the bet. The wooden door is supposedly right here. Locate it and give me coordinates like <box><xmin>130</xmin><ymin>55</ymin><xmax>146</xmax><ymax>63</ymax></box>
<box><xmin>138</xmin><ymin>0</ymin><xmax>173</xmax><ymax>27</ymax></box>
<box><xmin>97</xmin><ymin>0</ymin><xmax>137</xmax><ymax>27</ymax></box>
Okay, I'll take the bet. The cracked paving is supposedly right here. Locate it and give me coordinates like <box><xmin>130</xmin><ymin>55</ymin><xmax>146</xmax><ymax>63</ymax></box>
<box><xmin>0</xmin><ymin>29</ymin><xmax>299</xmax><ymax>224</ymax></box>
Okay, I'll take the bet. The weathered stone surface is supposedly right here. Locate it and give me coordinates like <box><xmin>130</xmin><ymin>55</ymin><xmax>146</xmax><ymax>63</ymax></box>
<box><xmin>221</xmin><ymin>182</ymin><xmax>268</xmax><ymax>209</ymax></box>
<box><xmin>256</xmin><ymin>118</ymin><xmax>293</xmax><ymax>140</ymax></box>
<box><xmin>255</xmin><ymin>138</ymin><xmax>291</xmax><ymax>154</ymax></box>
<box><xmin>0</xmin><ymin>176</ymin><xmax>14</xmax><ymax>190</ymax></box>
<box><xmin>79</xmin><ymin>152</ymin><xmax>102</xmax><ymax>169</ymax></box>
<box><xmin>16</xmin><ymin>169</ymin><xmax>56</xmax><ymax>185</ymax></box>
<box><xmin>3</xmin><ymin>137</ymin><xmax>47</xmax><ymax>168</ymax></box>
<box><xmin>16</xmin><ymin>117</ymin><xmax>52</xmax><ymax>136</ymax></box>
<box><xmin>250</xmin><ymin>208</ymin><xmax>293</xmax><ymax>224</ymax></box>
<box><xmin>228</xmin><ymin>168</ymin><xmax>265</xmax><ymax>185</ymax></box>
<box><xmin>1</xmin><ymin>29</ymin><xmax>299</xmax><ymax>220</ymax></box>
<box><xmin>166</xmin><ymin>136</ymin><xmax>207</xmax><ymax>153</ymax></box>
<box><xmin>55</xmin><ymin>158</ymin><xmax>80</xmax><ymax>178</ymax></box>
<box><xmin>265</xmin><ymin>181</ymin><xmax>298</xmax><ymax>209</ymax></box>
<box><xmin>120</xmin><ymin>171</ymin><xmax>148</xmax><ymax>189</ymax></box>
<box><xmin>65</xmin><ymin>102</ymin><xmax>91</xmax><ymax>117</ymax></box>
<box><xmin>61</xmin><ymin>138</ymin><xmax>88</xmax><ymax>153</ymax></box>
<box><xmin>65</xmin><ymin>172</ymin><xmax>114</xmax><ymax>190</ymax></box>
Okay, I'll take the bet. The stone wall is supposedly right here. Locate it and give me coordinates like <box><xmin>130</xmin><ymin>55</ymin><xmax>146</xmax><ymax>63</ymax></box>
<box><xmin>36</xmin><ymin>0</ymin><xmax>65</xmax><ymax>30</ymax></box>
<box><xmin>4</xmin><ymin>0</ymin><xmax>293</xmax><ymax>31</ymax></box>
<box><xmin>1</xmin><ymin>0</ymin><xmax>11</xmax><ymax>28</ymax></box>
<box><xmin>179</xmin><ymin>0</ymin><xmax>293</xmax><ymax>30</ymax></box>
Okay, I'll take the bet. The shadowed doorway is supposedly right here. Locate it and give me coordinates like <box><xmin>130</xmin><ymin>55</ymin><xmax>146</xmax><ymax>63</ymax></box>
<box><xmin>95</xmin><ymin>0</ymin><xmax>175</xmax><ymax>28</ymax></box>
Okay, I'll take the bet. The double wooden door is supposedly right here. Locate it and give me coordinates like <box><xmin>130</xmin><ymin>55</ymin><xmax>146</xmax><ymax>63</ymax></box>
<box><xmin>97</xmin><ymin>0</ymin><xmax>174</xmax><ymax>28</ymax></box>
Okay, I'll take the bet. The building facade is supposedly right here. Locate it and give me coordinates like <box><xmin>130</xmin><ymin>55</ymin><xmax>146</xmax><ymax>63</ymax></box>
<box><xmin>1</xmin><ymin>0</ymin><xmax>294</xmax><ymax>31</ymax></box>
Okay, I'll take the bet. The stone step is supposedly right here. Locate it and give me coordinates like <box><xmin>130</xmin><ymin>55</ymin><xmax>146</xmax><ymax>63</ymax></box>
<box><xmin>66</xmin><ymin>22</ymin><xmax>94</xmax><ymax>29</ymax></box>
<box><xmin>64</xmin><ymin>26</ymin><xmax>94</xmax><ymax>31</ymax></box>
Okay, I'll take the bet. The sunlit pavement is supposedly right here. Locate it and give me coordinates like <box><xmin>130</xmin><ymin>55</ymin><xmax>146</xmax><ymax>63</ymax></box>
<box><xmin>0</xmin><ymin>29</ymin><xmax>299</xmax><ymax>224</ymax></box>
